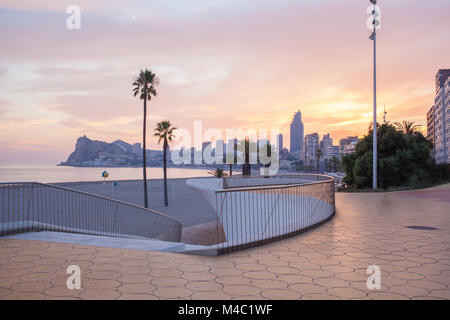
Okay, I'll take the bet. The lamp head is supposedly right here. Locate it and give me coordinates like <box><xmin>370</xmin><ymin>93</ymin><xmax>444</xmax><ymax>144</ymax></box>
<box><xmin>370</xmin><ymin>0</ymin><xmax>377</xmax><ymax>4</ymax></box>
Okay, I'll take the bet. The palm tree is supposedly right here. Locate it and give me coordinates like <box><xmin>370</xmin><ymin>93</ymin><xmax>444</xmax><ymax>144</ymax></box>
<box><xmin>224</xmin><ymin>140</ymin><xmax>238</xmax><ymax>176</ymax></box>
<box><xmin>315</xmin><ymin>149</ymin><xmax>323</xmax><ymax>173</ymax></box>
<box><xmin>324</xmin><ymin>159</ymin><xmax>330</xmax><ymax>172</ymax></box>
<box><xmin>293</xmin><ymin>161</ymin><xmax>303</xmax><ymax>172</ymax></box>
<box><xmin>154</xmin><ymin>121</ymin><xmax>177</xmax><ymax>207</ymax></box>
<box><xmin>394</xmin><ymin>121</ymin><xmax>422</xmax><ymax>136</ymax></box>
<box><xmin>224</xmin><ymin>152</ymin><xmax>236</xmax><ymax>176</ymax></box>
<box><xmin>331</xmin><ymin>156</ymin><xmax>339</xmax><ymax>173</ymax></box>
<box><xmin>133</xmin><ymin>69</ymin><xmax>159</xmax><ymax>208</ymax></box>
<box><xmin>238</xmin><ymin>138</ymin><xmax>257</xmax><ymax>176</ymax></box>
<box><xmin>208</xmin><ymin>168</ymin><xmax>228</xmax><ymax>178</ymax></box>
<box><xmin>259</xmin><ymin>143</ymin><xmax>273</xmax><ymax>177</ymax></box>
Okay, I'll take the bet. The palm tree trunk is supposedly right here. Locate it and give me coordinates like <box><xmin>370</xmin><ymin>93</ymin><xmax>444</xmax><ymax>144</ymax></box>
<box><xmin>243</xmin><ymin>140</ymin><xmax>251</xmax><ymax>176</ymax></box>
<box><xmin>163</xmin><ymin>139</ymin><xmax>168</xmax><ymax>207</ymax></box>
<box><xmin>142</xmin><ymin>86</ymin><xmax>149</xmax><ymax>208</ymax></box>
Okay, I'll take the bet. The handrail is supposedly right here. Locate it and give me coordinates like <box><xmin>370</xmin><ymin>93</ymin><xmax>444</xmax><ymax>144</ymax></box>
<box><xmin>0</xmin><ymin>182</ymin><xmax>182</xmax><ymax>242</ymax></box>
<box><xmin>0</xmin><ymin>181</ymin><xmax>180</xmax><ymax>225</ymax></box>
<box><xmin>213</xmin><ymin>174</ymin><xmax>336</xmax><ymax>254</ymax></box>
<box><xmin>218</xmin><ymin>174</ymin><xmax>335</xmax><ymax>193</ymax></box>
<box><xmin>39</xmin><ymin>182</ymin><xmax>181</xmax><ymax>225</ymax></box>
<box><xmin>223</xmin><ymin>173</ymin><xmax>333</xmax><ymax>180</ymax></box>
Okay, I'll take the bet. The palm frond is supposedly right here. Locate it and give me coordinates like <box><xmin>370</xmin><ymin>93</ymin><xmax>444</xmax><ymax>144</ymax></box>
<box><xmin>132</xmin><ymin>69</ymin><xmax>159</xmax><ymax>101</ymax></box>
<box><xmin>154</xmin><ymin>120</ymin><xmax>177</xmax><ymax>146</ymax></box>
<box><xmin>394</xmin><ymin>121</ymin><xmax>422</xmax><ymax>135</ymax></box>
<box><xmin>208</xmin><ymin>168</ymin><xmax>228</xmax><ymax>178</ymax></box>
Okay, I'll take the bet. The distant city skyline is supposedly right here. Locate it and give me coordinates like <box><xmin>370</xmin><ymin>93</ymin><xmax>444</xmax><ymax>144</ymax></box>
<box><xmin>0</xmin><ymin>0</ymin><xmax>449</xmax><ymax>163</ymax></box>
<box><xmin>290</xmin><ymin>111</ymin><xmax>304</xmax><ymax>160</ymax></box>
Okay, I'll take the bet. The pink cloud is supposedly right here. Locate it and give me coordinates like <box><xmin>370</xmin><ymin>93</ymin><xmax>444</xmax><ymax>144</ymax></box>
<box><xmin>0</xmin><ymin>0</ymin><xmax>449</xmax><ymax>162</ymax></box>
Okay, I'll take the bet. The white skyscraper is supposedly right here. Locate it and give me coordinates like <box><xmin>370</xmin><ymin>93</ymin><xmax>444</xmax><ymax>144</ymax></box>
<box><xmin>304</xmin><ymin>133</ymin><xmax>319</xmax><ymax>167</ymax></box>
<box><xmin>433</xmin><ymin>69</ymin><xmax>450</xmax><ymax>164</ymax></box>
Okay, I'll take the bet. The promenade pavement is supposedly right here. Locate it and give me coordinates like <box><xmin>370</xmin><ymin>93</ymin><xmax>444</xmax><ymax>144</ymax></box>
<box><xmin>0</xmin><ymin>184</ymin><xmax>449</xmax><ymax>300</ymax></box>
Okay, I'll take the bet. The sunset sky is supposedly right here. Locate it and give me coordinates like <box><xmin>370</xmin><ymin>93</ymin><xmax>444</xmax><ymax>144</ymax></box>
<box><xmin>0</xmin><ymin>0</ymin><xmax>449</xmax><ymax>163</ymax></box>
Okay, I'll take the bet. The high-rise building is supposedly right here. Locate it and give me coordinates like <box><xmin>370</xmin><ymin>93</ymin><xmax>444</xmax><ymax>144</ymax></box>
<box><xmin>290</xmin><ymin>111</ymin><xmax>304</xmax><ymax>160</ymax></box>
<box><xmin>339</xmin><ymin>136</ymin><xmax>359</xmax><ymax>155</ymax></box>
<box><xmin>215</xmin><ymin>139</ymin><xmax>224</xmax><ymax>157</ymax></box>
<box><xmin>328</xmin><ymin>146</ymin><xmax>340</xmax><ymax>159</ymax></box>
<box><xmin>257</xmin><ymin>139</ymin><xmax>269</xmax><ymax>148</ymax></box>
<box><xmin>227</xmin><ymin>138</ymin><xmax>238</xmax><ymax>151</ymax></box>
<box><xmin>433</xmin><ymin>69</ymin><xmax>450</xmax><ymax>164</ymax></box>
<box><xmin>435</xmin><ymin>69</ymin><xmax>450</xmax><ymax>94</ymax></box>
<box><xmin>427</xmin><ymin>105</ymin><xmax>435</xmax><ymax>156</ymax></box>
<box><xmin>304</xmin><ymin>133</ymin><xmax>319</xmax><ymax>167</ymax></box>
<box><xmin>226</xmin><ymin>138</ymin><xmax>238</xmax><ymax>158</ymax></box>
<box><xmin>276</xmin><ymin>134</ymin><xmax>283</xmax><ymax>151</ymax></box>
<box><xmin>446</xmin><ymin>76</ymin><xmax>450</xmax><ymax>162</ymax></box>
<box><xmin>202</xmin><ymin>141</ymin><xmax>211</xmax><ymax>151</ymax></box>
<box><xmin>320</xmin><ymin>133</ymin><xmax>333</xmax><ymax>159</ymax></box>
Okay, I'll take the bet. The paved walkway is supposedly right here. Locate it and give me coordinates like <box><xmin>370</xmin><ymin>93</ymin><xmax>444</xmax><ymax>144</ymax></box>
<box><xmin>60</xmin><ymin>179</ymin><xmax>217</xmax><ymax>227</ymax></box>
<box><xmin>1</xmin><ymin>184</ymin><xmax>449</xmax><ymax>300</ymax></box>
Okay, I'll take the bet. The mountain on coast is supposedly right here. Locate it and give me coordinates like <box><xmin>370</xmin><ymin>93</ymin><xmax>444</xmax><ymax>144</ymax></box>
<box><xmin>60</xmin><ymin>135</ymin><xmax>151</xmax><ymax>167</ymax></box>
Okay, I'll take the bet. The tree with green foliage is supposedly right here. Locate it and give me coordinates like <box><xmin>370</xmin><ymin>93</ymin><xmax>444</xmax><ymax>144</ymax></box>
<box><xmin>331</xmin><ymin>156</ymin><xmax>340</xmax><ymax>173</ymax></box>
<box><xmin>394</xmin><ymin>121</ymin><xmax>422</xmax><ymax>136</ymax></box>
<box><xmin>237</xmin><ymin>138</ymin><xmax>257</xmax><ymax>176</ymax></box>
<box><xmin>315</xmin><ymin>149</ymin><xmax>323</xmax><ymax>173</ymax></box>
<box><xmin>132</xmin><ymin>69</ymin><xmax>159</xmax><ymax>208</ymax></box>
<box><xmin>324</xmin><ymin>159</ymin><xmax>331</xmax><ymax>172</ymax></box>
<box><xmin>154</xmin><ymin>120</ymin><xmax>176</xmax><ymax>207</ymax></box>
<box><xmin>342</xmin><ymin>122</ymin><xmax>448</xmax><ymax>189</ymax></box>
<box><xmin>208</xmin><ymin>168</ymin><xmax>228</xmax><ymax>178</ymax></box>
<box><xmin>292</xmin><ymin>160</ymin><xmax>304</xmax><ymax>172</ymax></box>
<box><xmin>223</xmin><ymin>142</ymin><xmax>237</xmax><ymax>176</ymax></box>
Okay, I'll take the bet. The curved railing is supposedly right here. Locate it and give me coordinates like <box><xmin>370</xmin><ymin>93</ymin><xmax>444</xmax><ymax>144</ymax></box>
<box><xmin>214</xmin><ymin>174</ymin><xmax>335</xmax><ymax>254</ymax></box>
<box><xmin>223</xmin><ymin>173</ymin><xmax>334</xmax><ymax>188</ymax></box>
<box><xmin>0</xmin><ymin>182</ymin><xmax>182</xmax><ymax>242</ymax></box>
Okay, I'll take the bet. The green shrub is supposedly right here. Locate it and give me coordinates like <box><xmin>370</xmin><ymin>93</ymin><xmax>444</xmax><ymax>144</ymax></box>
<box><xmin>342</xmin><ymin>122</ymin><xmax>449</xmax><ymax>190</ymax></box>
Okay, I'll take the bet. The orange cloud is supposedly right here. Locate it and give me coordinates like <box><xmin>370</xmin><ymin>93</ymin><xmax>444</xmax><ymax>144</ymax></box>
<box><xmin>0</xmin><ymin>0</ymin><xmax>448</xmax><ymax>163</ymax></box>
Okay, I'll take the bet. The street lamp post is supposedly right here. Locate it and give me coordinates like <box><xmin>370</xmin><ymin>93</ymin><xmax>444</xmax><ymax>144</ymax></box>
<box><xmin>369</xmin><ymin>0</ymin><xmax>380</xmax><ymax>190</ymax></box>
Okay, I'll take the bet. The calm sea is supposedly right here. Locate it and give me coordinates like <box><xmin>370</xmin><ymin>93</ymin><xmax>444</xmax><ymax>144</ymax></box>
<box><xmin>0</xmin><ymin>164</ymin><xmax>210</xmax><ymax>183</ymax></box>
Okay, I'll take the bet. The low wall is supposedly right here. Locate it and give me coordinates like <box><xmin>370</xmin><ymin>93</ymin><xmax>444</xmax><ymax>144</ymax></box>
<box><xmin>186</xmin><ymin>174</ymin><xmax>335</xmax><ymax>254</ymax></box>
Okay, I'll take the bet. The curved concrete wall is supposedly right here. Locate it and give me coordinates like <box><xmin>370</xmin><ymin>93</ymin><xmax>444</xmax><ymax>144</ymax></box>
<box><xmin>185</xmin><ymin>178</ymin><xmax>222</xmax><ymax>210</ymax></box>
<box><xmin>186</xmin><ymin>176</ymin><xmax>335</xmax><ymax>252</ymax></box>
